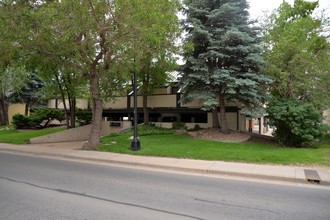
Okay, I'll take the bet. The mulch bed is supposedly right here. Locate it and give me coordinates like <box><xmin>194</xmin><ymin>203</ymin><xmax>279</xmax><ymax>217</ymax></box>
<box><xmin>187</xmin><ymin>128</ymin><xmax>251</xmax><ymax>143</ymax></box>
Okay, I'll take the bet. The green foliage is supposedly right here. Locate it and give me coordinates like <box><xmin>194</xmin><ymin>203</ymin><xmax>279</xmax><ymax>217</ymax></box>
<box><xmin>180</xmin><ymin>0</ymin><xmax>271</xmax><ymax>132</ymax></box>
<box><xmin>263</xmin><ymin>0</ymin><xmax>330</xmax><ymax>148</ymax></box>
<box><xmin>8</xmin><ymin>72</ymin><xmax>45</xmax><ymax>110</ymax></box>
<box><xmin>1</xmin><ymin>0</ymin><xmax>183</xmax><ymax>146</ymax></box>
<box><xmin>12</xmin><ymin>108</ymin><xmax>65</xmax><ymax>129</ymax></box>
<box><xmin>114</xmin><ymin>0</ymin><xmax>181</xmax><ymax>124</ymax></box>
<box><xmin>0</xmin><ymin>66</ymin><xmax>28</xmax><ymax>95</ymax></box>
<box><xmin>0</xmin><ymin>127</ymin><xmax>65</xmax><ymax>144</ymax></box>
<box><xmin>263</xmin><ymin>0</ymin><xmax>330</xmax><ymax>109</ymax></box>
<box><xmin>12</xmin><ymin>114</ymin><xmax>31</xmax><ymax>129</ymax></box>
<box><xmin>137</xmin><ymin>125</ymin><xmax>174</xmax><ymax>136</ymax></box>
<box><xmin>319</xmin><ymin>134</ymin><xmax>330</xmax><ymax>147</ymax></box>
<box><xmin>172</xmin><ymin>122</ymin><xmax>187</xmax><ymax>130</ymax></box>
<box><xmin>0</xmin><ymin>66</ymin><xmax>29</xmax><ymax>125</ymax></box>
<box><xmin>191</xmin><ymin>124</ymin><xmax>201</xmax><ymax>131</ymax></box>
<box><xmin>267</xmin><ymin>98</ymin><xmax>328</xmax><ymax>147</ymax></box>
<box><xmin>76</xmin><ymin>109</ymin><xmax>92</xmax><ymax>125</ymax></box>
<box><xmin>100</xmin><ymin>126</ymin><xmax>330</xmax><ymax>166</ymax></box>
<box><xmin>104</xmin><ymin>125</ymin><xmax>174</xmax><ymax>138</ymax></box>
<box><xmin>33</xmin><ymin>108</ymin><xmax>66</xmax><ymax>122</ymax></box>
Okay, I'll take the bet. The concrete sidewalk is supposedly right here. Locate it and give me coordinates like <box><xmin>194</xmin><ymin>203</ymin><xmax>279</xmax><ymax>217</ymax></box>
<box><xmin>0</xmin><ymin>141</ymin><xmax>330</xmax><ymax>187</ymax></box>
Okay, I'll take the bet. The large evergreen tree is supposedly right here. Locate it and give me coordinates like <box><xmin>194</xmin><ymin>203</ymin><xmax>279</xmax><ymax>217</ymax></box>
<box><xmin>180</xmin><ymin>0</ymin><xmax>271</xmax><ymax>133</ymax></box>
<box><xmin>8</xmin><ymin>72</ymin><xmax>45</xmax><ymax>116</ymax></box>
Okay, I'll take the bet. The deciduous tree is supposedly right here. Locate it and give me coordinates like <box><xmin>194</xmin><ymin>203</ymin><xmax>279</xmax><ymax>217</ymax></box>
<box><xmin>0</xmin><ymin>1</ymin><xmax>28</xmax><ymax>125</ymax></box>
<box><xmin>263</xmin><ymin>0</ymin><xmax>330</xmax><ymax>146</ymax></box>
<box><xmin>118</xmin><ymin>0</ymin><xmax>181</xmax><ymax>125</ymax></box>
<box><xmin>1</xmin><ymin>0</ymin><xmax>183</xmax><ymax>150</ymax></box>
<box><xmin>263</xmin><ymin>0</ymin><xmax>330</xmax><ymax>108</ymax></box>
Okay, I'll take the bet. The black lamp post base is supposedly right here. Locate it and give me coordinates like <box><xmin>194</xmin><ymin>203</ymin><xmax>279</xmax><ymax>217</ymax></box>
<box><xmin>131</xmin><ymin>138</ymin><xmax>140</xmax><ymax>151</ymax></box>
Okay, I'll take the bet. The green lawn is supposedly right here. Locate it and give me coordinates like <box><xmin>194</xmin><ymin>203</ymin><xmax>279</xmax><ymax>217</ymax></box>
<box><xmin>100</xmin><ymin>125</ymin><xmax>330</xmax><ymax>166</ymax></box>
<box><xmin>0</xmin><ymin>125</ymin><xmax>328</xmax><ymax>166</ymax></box>
<box><xmin>0</xmin><ymin>126</ymin><xmax>66</xmax><ymax>144</ymax></box>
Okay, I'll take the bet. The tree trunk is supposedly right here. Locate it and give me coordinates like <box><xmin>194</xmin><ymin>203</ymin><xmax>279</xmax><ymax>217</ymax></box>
<box><xmin>24</xmin><ymin>99</ymin><xmax>30</xmax><ymax>115</ymax></box>
<box><xmin>70</xmin><ymin>98</ymin><xmax>76</xmax><ymax>128</ymax></box>
<box><xmin>67</xmin><ymin>93</ymin><xmax>76</xmax><ymax>128</ymax></box>
<box><xmin>56</xmin><ymin>75</ymin><xmax>70</xmax><ymax>129</ymax></box>
<box><xmin>66</xmin><ymin>75</ymin><xmax>76</xmax><ymax>128</ymax></box>
<box><xmin>212</xmin><ymin>108</ymin><xmax>220</xmax><ymax>128</ymax></box>
<box><xmin>83</xmin><ymin>74</ymin><xmax>102</xmax><ymax>150</ymax></box>
<box><xmin>143</xmin><ymin>93</ymin><xmax>149</xmax><ymax>124</ymax></box>
<box><xmin>219</xmin><ymin>96</ymin><xmax>229</xmax><ymax>133</ymax></box>
<box><xmin>44</xmin><ymin>119</ymin><xmax>53</xmax><ymax>128</ymax></box>
<box><xmin>0</xmin><ymin>94</ymin><xmax>9</xmax><ymax>126</ymax></box>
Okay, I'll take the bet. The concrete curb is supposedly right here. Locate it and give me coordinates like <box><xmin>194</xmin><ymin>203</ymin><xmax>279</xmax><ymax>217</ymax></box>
<box><xmin>1</xmin><ymin>145</ymin><xmax>329</xmax><ymax>187</ymax></box>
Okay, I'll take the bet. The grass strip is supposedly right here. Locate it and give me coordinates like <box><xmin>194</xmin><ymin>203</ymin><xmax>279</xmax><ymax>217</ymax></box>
<box><xmin>100</xmin><ymin>126</ymin><xmax>330</xmax><ymax>166</ymax></box>
<box><xmin>0</xmin><ymin>127</ymin><xmax>66</xmax><ymax>144</ymax></box>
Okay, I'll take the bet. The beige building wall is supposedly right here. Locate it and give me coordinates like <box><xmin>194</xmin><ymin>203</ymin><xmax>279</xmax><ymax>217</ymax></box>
<box><xmin>207</xmin><ymin>112</ymin><xmax>238</xmax><ymax>130</ymax></box>
<box><xmin>106</xmin><ymin>95</ymin><xmax>177</xmax><ymax>108</ymax></box>
<box><xmin>323</xmin><ymin>109</ymin><xmax>330</xmax><ymax>125</ymax></box>
<box><xmin>129</xmin><ymin>96</ymin><xmax>143</xmax><ymax>108</ymax></box>
<box><xmin>104</xmin><ymin>97</ymin><xmax>127</xmax><ymax>109</ymax></box>
<box><xmin>47</xmin><ymin>99</ymin><xmax>88</xmax><ymax>109</ymax></box>
<box><xmin>8</xmin><ymin>103</ymin><xmax>25</xmax><ymax>124</ymax></box>
<box><xmin>323</xmin><ymin>109</ymin><xmax>330</xmax><ymax>134</ymax></box>
<box><xmin>181</xmin><ymin>98</ymin><xmax>204</xmax><ymax>108</ymax></box>
<box><xmin>104</xmin><ymin>95</ymin><xmax>240</xmax><ymax>110</ymax></box>
<box><xmin>127</xmin><ymin>95</ymin><xmax>177</xmax><ymax>108</ymax></box>
<box><xmin>153</xmin><ymin>88</ymin><xmax>169</xmax><ymax>95</ymax></box>
<box><xmin>226</xmin><ymin>112</ymin><xmax>238</xmax><ymax>130</ymax></box>
<box><xmin>148</xmin><ymin>95</ymin><xmax>176</xmax><ymax>108</ymax></box>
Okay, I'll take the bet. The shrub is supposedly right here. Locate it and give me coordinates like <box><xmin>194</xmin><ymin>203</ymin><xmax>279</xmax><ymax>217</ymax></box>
<box><xmin>28</xmin><ymin>114</ymin><xmax>44</xmax><ymax>128</ymax></box>
<box><xmin>193</xmin><ymin>124</ymin><xmax>201</xmax><ymax>131</ymax></box>
<box><xmin>76</xmin><ymin>109</ymin><xmax>92</xmax><ymax>125</ymax></box>
<box><xmin>267</xmin><ymin>98</ymin><xmax>328</xmax><ymax>147</ymax></box>
<box><xmin>137</xmin><ymin>125</ymin><xmax>174</xmax><ymax>136</ymax></box>
<box><xmin>12</xmin><ymin>114</ymin><xmax>31</xmax><ymax>129</ymax></box>
<box><xmin>34</xmin><ymin>108</ymin><xmax>65</xmax><ymax>122</ymax></box>
<box><xmin>172</xmin><ymin>121</ymin><xmax>187</xmax><ymax>130</ymax></box>
<box><xmin>11</xmin><ymin>108</ymin><xmax>65</xmax><ymax>129</ymax></box>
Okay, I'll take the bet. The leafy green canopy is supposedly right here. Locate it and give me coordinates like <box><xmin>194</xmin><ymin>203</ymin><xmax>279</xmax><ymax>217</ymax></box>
<box><xmin>1</xmin><ymin>0</ymin><xmax>182</xmax><ymax>148</ymax></box>
<box><xmin>263</xmin><ymin>0</ymin><xmax>330</xmax><ymax>109</ymax></box>
<box><xmin>263</xmin><ymin>0</ymin><xmax>330</xmax><ymax>147</ymax></box>
<box><xmin>109</xmin><ymin>0</ymin><xmax>181</xmax><ymax>125</ymax></box>
<box><xmin>180</xmin><ymin>0</ymin><xmax>271</xmax><ymax>119</ymax></box>
<box><xmin>12</xmin><ymin>108</ymin><xmax>65</xmax><ymax>129</ymax></box>
<box><xmin>267</xmin><ymin>98</ymin><xmax>328</xmax><ymax>147</ymax></box>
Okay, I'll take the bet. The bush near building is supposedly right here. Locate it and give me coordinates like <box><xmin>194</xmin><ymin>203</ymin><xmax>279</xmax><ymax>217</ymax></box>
<box><xmin>12</xmin><ymin>108</ymin><xmax>65</xmax><ymax>129</ymax></box>
<box><xmin>267</xmin><ymin>98</ymin><xmax>329</xmax><ymax>147</ymax></box>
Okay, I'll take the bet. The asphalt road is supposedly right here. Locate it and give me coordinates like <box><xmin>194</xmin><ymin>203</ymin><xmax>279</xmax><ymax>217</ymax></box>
<box><xmin>0</xmin><ymin>152</ymin><xmax>329</xmax><ymax>220</ymax></box>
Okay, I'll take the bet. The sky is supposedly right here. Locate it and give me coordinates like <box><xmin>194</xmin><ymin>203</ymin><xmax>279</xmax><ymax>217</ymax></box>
<box><xmin>248</xmin><ymin>0</ymin><xmax>330</xmax><ymax>19</ymax></box>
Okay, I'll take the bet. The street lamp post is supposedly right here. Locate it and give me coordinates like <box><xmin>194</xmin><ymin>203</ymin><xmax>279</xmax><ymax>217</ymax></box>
<box><xmin>131</xmin><ymin>59</ymin><xmax>140</xmax><ymax>151</ymax></box>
